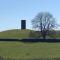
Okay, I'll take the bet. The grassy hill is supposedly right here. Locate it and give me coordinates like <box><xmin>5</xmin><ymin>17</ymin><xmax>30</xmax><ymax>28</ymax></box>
<box><xmin>0</xmin><ymin>29</ymin><xmax>60</xmax><ymax>38</ymax></box>
<box><xmin>0</xmin><ymin>29</ymin><xmax>41</xmax><ymax>39</ymax></box>
<box><xmin>0</xmin><ymin>29</ymin><xmax>32</xmax><ymax>38</ymax></box>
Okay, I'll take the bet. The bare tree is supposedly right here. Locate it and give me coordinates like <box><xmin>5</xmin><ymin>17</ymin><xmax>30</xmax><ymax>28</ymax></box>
<box><xmin>32</xmin><ymin>12</ymin><xmax>56</xmax><ymax>39</ymax></box>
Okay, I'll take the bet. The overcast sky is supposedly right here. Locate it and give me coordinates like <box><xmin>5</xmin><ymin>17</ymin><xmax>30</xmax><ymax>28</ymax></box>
<box><xmin>0</xmin><ymin>0</ymin><xmax>60</xmax><ymax>31</ymax></box>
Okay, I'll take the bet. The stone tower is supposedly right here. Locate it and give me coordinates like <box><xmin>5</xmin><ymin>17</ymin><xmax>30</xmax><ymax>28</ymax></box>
<box><xmin>21</xmin><ymin>20</ymin><xmax>26</xmax><ymax>29</ymax></box>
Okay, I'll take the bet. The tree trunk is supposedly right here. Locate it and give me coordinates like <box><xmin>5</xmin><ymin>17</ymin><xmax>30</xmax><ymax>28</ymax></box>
<box><xmin>43</xmin><ymin>34</ymin><xmax>46</xmax><ymax>39</ymax></box>
<box><xmin>42</xmin><ymin>31</ymin><xmax>46</xmax><ymax>39</ymax></box>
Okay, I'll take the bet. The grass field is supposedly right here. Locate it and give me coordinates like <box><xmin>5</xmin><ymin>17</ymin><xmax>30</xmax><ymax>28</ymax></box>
<box><xmin>0</xmin><ymin>42</ymin><xmax>60</xmax><ymax>60</ymax></box>
<box><xmin>0</xmin><ymin>29</ymin><xmax>31</xmax><ymax>38</ymax></box>
<box><xmin>0</xmin><ymin>29</ymin><xmax>41</xmax><ymax>39</ymax></box>
<box><xmin>0</xmin><ymin>29</ymin><xmax>60</xmax><ymax>60</ymax></box>
<box><xmin>0</xmin><ymin>29</ymin><xmax>60</xmax><ymax>39</ymax></box>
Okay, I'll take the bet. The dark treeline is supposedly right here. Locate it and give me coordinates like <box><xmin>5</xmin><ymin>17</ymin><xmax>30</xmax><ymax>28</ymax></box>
<box><xmin>0</xmin><ymin>38</ymin><xmax>60</xmax><ymax>42</ymax></box>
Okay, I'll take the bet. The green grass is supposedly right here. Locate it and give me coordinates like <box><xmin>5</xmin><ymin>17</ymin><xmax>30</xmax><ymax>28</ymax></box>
<box><xmin>0</xmin><ymin>29</ymin><xmax>60</xmax><ymax>38</ymax></box>
<box><xmin>0</xmin><ymin>29</ymin><xmax>41</xmax><ymax>38</ymax></box>
<box><xmin>0</xmin><ymin>42</ymin><xmax>60</xmax><ymax>60</ymax></box>
<box><xmin>0</xmin><ymin>29</ymin><xmax>60</xmax><ymax>60</ymax></box>
<box><xmin>0</xmin><ymin>29</ymin><xmax>31</xmax><ymax>38</ymax></box>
